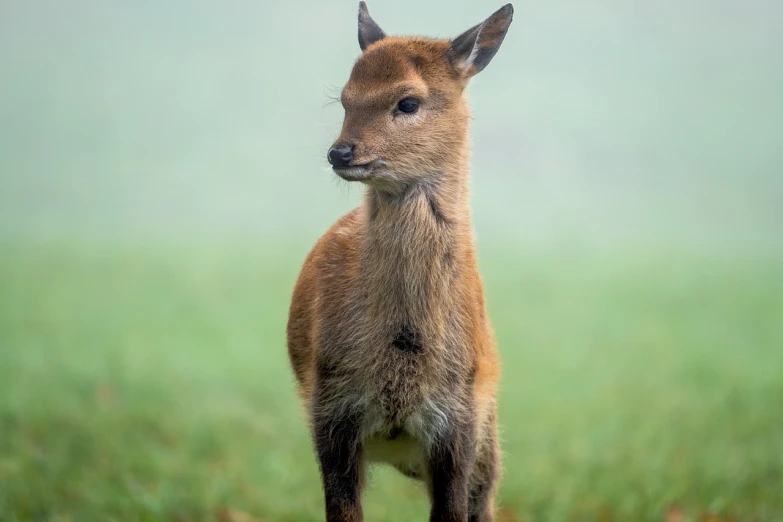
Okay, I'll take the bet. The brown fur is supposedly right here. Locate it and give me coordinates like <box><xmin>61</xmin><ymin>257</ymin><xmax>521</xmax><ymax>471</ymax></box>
<box><xmin>287</xmin><ymin>3</ymin><xmax>513</xmax><ymax>521</ymax></box>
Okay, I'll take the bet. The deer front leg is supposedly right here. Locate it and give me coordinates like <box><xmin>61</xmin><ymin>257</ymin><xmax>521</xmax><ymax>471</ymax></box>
<box><xmin>468</xmin><ymin>422</ymin><xmax>500</xmax><ymax>522</ymax></box>
<box><xmin>312</xmin><ymin>399</ymin><xmax>365</xmax><ymax>522</ymax></box>
<box><xmin>427</xmin><ymin>418</ymin><xmax>476</xmax><ymax>522</ymax></box>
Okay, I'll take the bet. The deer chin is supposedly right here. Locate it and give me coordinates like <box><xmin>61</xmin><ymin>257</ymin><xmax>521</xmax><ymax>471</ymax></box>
<box><xmin>333</xmin><ymin>166</ymin><xmax>371</xmax><ymax>182</ymax></box>
<box><xmin>336</xmin><ymin>165</ymin><xmax>411</xmax><ymax>194</ymax></box>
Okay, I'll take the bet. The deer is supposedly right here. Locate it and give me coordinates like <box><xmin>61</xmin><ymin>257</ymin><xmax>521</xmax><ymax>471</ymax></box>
<box><xmin>286</xmin><ymin>3</ymin><xmax>513</xmax><ymax>521</ymax></box>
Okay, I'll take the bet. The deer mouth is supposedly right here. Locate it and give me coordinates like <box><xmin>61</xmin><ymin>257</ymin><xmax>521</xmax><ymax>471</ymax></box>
<box><xmin>332</xmin><ymin>161</ymin><xmax>376</xmax><ymax>181</ymax></box>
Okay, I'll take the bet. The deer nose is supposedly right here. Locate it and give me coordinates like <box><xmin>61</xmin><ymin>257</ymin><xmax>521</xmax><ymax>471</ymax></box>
<box><xmin>327</xmin><ymin>144</ymin><xmax>354</xmax><ymax>168</ymax></box>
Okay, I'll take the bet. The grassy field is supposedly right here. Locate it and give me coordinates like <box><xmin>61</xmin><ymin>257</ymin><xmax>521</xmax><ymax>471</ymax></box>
<box><xmin>1</xmin><ymin>1</ymin><xmax>782</xmax><ymax>520</ymax></box>
<box><xmin>1</xmin><ymin>239</ymin><xmax>781</xmax><ymax>522</ymax></box>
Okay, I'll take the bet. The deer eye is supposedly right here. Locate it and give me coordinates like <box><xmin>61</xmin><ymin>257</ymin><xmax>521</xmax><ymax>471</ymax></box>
<box><xmin>396</xmin><ymin>97</ymin><xmax>419</xmax><ymax>114</ymax></box>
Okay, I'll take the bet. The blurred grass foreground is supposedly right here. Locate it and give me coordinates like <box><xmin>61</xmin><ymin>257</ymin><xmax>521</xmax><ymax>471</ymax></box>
<box><xmin>1</xmin><ymin>244</ymin><xmax>781</xmax><ymax>521</ymax></box>
<box><xmin>1</xmin><ymin>0</ymin><xmax>782</xmax><ymax>521</ymax></box>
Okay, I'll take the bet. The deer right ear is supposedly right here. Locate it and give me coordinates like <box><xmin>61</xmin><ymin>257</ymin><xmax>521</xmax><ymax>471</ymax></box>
<box><xmin>358</xmin><ymin>2</ymin><xmax>386</xmax><ymax>51</ymax></box>
<box><xmin>450</xmin><ymin>4</ymin><xmax>514</xmax><ymax>79</ymax></box>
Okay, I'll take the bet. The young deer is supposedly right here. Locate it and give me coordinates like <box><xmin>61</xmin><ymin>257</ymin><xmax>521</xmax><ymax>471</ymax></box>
<box><xmin>287</xmin><ymin>3</ymin><xmax>513</xmax><ymax>521</ymax></box>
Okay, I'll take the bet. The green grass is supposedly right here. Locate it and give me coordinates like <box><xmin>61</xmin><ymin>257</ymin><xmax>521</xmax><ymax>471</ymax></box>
<box><xmin>1</xmin><ymin>1</ymin><xmax>781</xmax><ymax>520</ymax></box>
<box><xmin>1</xmin><ymin>240</ymin><xmax>782</xmax><ymax>521</ymax></box>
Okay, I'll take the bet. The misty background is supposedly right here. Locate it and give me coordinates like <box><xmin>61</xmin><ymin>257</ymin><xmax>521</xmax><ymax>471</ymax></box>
<box><xmin>1</xmin><ymin>1</ymin><xmax>783</xmax><ymax>520</ymax></box>
<box><xmin>2</xmin><ymin>0</ymin><xmax>781</xmax><ymax>250</ymax></box>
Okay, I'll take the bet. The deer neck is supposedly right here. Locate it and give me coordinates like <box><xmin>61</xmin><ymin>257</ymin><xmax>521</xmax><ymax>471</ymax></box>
<box><xmin>359</xmin><ymin>166</ymin><xmax>472</xmax><ymax>327</ymax></box>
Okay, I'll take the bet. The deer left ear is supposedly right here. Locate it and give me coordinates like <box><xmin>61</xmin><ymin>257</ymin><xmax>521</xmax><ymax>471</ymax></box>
<box><xmin>358</xmin><ymin>2</ymin><xmax>386</xmax><ymax>51</ymax></box>
<box><xmin>450</xmin><ymin>4</ymin><xmax>514</xmax><ymax>79</ymax></box>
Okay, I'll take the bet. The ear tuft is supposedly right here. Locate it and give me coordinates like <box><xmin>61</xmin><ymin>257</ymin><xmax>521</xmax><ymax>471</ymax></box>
<box><xmin>358</xmin><ymin>2</ymin><xmax>386</xmax><ymax>51</ymax></box>
<box><xmin>450</xmin><ymin>3</ymin><xmax>514</xmax><ymax>79</ymax></box>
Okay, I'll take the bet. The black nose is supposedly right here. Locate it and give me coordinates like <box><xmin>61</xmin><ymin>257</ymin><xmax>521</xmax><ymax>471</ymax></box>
<box><xmin>327</xmin><ymin>144</ymin><xmax>354</xmax><ymax>168</ymax></box>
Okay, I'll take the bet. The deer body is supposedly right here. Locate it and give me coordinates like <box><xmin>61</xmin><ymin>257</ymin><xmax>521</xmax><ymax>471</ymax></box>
<box><xmin>287</xmin><ymin>4</ymin><xmax>513</xmax><ymax>521</ymax></box>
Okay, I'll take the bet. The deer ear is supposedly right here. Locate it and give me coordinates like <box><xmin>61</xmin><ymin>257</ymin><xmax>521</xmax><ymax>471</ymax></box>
<box><xmin>450</xmin><ymin>4</ymin><xmax>513</xmax><ymax>79</ymax></box>
<box><xmin>358</xmin><ymin>2</ymin><xmax>386</xmax><ymax>51</ymax></box>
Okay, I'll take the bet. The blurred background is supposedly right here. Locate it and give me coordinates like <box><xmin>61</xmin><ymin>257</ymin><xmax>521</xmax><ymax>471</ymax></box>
<box><xmin>1</xmin><ymin>1</ymin><xmax>781</xmax><ymax>521</ymax></box>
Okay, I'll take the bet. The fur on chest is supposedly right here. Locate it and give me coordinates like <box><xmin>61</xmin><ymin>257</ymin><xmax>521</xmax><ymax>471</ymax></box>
<box><xmin>331</xmin><ymin>317</ymin><xmax>471</xmax><ymax>404</ymax></box>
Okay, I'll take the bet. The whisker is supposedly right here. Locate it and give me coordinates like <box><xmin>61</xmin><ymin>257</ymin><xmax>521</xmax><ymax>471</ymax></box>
<box><xmin>322</xmin><ymin>84</ymin><xmax>343</xmax><ymax>110</ymax></box>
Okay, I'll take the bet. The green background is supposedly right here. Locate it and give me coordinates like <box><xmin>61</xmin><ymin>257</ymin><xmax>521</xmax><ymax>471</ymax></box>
<box><xmin>1</xmin><ymin>1</ymin><xmax>781</xmax><ymax>520</ymax></box>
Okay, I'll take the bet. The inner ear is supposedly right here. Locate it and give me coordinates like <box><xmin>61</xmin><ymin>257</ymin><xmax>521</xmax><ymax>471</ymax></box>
<box><xmin>450</xmin><ymin>4</ymin><xmax>513</xmax><ymax>78</ymax></box>
<box><xmin>358</xmin><ymin>1</ymin><xmax>386</xmax><ymax>51</ymax></box>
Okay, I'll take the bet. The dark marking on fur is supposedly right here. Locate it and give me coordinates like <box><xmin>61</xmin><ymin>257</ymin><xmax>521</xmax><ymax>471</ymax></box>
<box><xmin>387</xmin><ymin>426</ymin><xmax>404</xmax><ymax>440</ymax></box>
<box><xmin>467</xmin><ymin>360</ymin><xmax>478</xmax><ymax>387</ymax></box>
<box><xmin>392</xmin><ymin>325</ymin><xmax>423</xmax><ymax>354</ymax></box>
<box><xmin>316</xmin><ymin>357</ymin><xmax>351</xmax><ymax>384</ymax></box>
<box><xmin>409</xmin><ymin>54</ymin><xmax>426</xmax><ymax>70</ymax></box>
<box><xmin>427</xmin><ymin>193</ymin><xmax>449</xmax><ymax>226</ymax></box>
<box><xmin>443</xmin><ymin>248</ymin><xmax>454</xmax><ymax>266</ymax></box>
<box><xmin>367</xmin><ymin>191</ymin><xmax>380</xmax><ymax>221</ymax></box>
